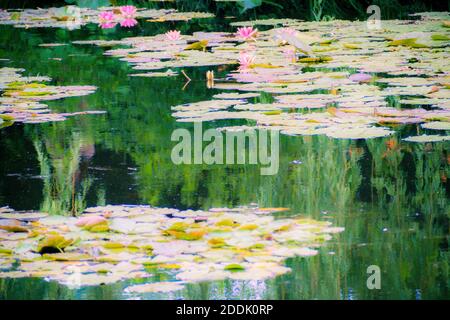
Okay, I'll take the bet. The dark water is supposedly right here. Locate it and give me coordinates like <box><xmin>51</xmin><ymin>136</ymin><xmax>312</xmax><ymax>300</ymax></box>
<box><xmin>0</xmin><ymin>21</ymin><xmax>448</xmax><ymax>300</ymax></box>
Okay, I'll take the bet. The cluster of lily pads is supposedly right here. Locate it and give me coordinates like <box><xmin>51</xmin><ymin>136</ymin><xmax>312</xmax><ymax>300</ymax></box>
<box><xmin>0</xmin><ymin>67</ymin><xmax>103</xmax><ymax>126</ymax></box>
<box><xmin>73</xmin><ymin>11</ymin><xmax>450</xmax><ymax>141</ymax></box>
<box><xmin>0</xmin><ymin>205</ymin><xmax>343</xmax><ymax>292</ymax></box>
<box><xmin>0</xmin><ymin>6</ymin><xmax>214</xmax><ymax>30</ymax></box>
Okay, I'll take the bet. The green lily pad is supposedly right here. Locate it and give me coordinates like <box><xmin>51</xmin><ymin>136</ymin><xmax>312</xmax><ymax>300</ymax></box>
<box><xmin>224</xmin><ymin>263</ymin><xmax>246</xmax><ymax>271</ymax></box>
<box><xmin>37</xmin><ymin>234</ymin><xmax>74</xmax><ymax>254</ymax></box>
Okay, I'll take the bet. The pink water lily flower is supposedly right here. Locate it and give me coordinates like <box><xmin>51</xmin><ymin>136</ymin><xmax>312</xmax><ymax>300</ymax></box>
<box><xmin>165</xmin><ymin>30</ymin><xmax>182</xmax><ymax>41</ymax></box>
<box><xmin>99</xmin><ymin>11</ymin><xmax>115</xmax><ymax>22</ymax></box>
<box><xmin>238</xmin><ymin>52</ymin><xmax>256</xmax><ymax>70</ymax></box>
<box><xmin>236</xmin><ymin>26</ymin><xmax>258</xmax><ymax>40</ymax></box>
<box><xmin>120</xmin><ymin>18</ymin><xmax>138</xmax><ymax>28</ymax></box>
<box><xmin>98</xmin><ymin>11</ymin><xmax>117</xmax><ymax>29</ymax></box>
<box><xmin>120</xmin><ymin>5</ymin><xmax>137</xmax><ymax>18</ymax></box>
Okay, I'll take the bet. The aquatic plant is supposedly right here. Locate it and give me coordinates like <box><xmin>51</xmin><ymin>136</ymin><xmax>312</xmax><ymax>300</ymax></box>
<box><xmin>236</xmin><ymin>26</ymin><xmax>258</xmax><ymax>40</ymax></box>
<box><xmin>72</xmin><ymin>12</ymin><xmax>450</xmax><ymax>140</ymax></box>
<box><xmin>0</xmin><ymin>67</ymin><xmax>103</xmax><ymax>125</ymax></box>
<box><xmin>165</xmin><ymin>30</ymin><xmax>182</xmax><ymax>41</ymax></box>
<box><xmin>0</xmin><ymin>205</ymin><xmax>343</xmax><ymax>290</ymax></box>
<box><xmin>119</xmin><ymin>5</ymin><xmax>137</xmax><ymax>19</ymax></box>
<box><xmin>120</xmin><ymin>17</ymin><xmax>138</xmax><ymax>28</ymax></box>
<box><xmin>0</xmin><ymin>6</ymin><xmax>214</xmax><ymax>29</ymax></box>
<box><xmin>98</xmin><ymin>11</ymin><xmax>116</xmax><ymax>29</ymax></box>
<box><xmin>238</xmin><ymin>52</ymin><xmax>256</xmax><ymax>70</ymax></box>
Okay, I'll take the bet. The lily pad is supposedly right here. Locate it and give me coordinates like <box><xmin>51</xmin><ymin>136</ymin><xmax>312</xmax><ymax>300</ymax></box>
<box><xmin>421</xmin><ymin>122</ymin><xmax>450</xmax><ymax>130</ymax></box>
<box><xmin>0</xmin><ymin>219</ymin><xmax>28</xmax><ymax>233</ymax></box>
<box><xmin>0</xmin><ymin>205</ymin><xmax>343</xmax><ymax>289</ymax></box>
<box><xmin>403</xmin><ymin>135</ymin><xmax>450</xmax><ymax>143</ymax></box>
<box><xmin>0</xmin><ymin>212</ymin><xmax>48</xmax><ymax>221</ymax></box>
<box><xmin>37</xmin><ymin>233</ymin><xmax>74</xmax><ymax>254</ymax></box>
<box><xmin>0</xmin><ymin>67</ymin><xmax>102</xmax><ymax>126</ymax></box>
<box><xmin>323</xmin><ymin>126</ymin><xmax>394</xmax><ymax>140</ymax></box>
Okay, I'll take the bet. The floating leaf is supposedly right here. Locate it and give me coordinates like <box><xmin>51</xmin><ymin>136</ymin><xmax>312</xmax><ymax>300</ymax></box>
<box><xmin>421</xmin><ymin>122</ymin><xmax>450</xmax><ymax>130</ymax></box>
<box><xmin>324</xmin><ymin>126</ymin><xmax>394</xmax><ymax>140</ymax></box>
<box><xmin>0</xmin><ymin>247</ymin><xmax>13</xmax><ymax>255</ymax></box>
<box><xmin>0</xmin><ymin>212</ymin><xmax>47</xmax><ymax>221</ymax></box>
<box><xmin>37</xmin><ymin>234</ymin><xmax>74</xmax><ymax>254</ymax></box>
<box><xmin>0</xmin><ymin>205</ymin><xmax>343</xmax><ymax>289</ymax></box>
<box><xmin>213</xmin><ymin>92</ymin><xmax>260</xmax><ymax>99</ymax></box>
<box><xmin>298</xmin><ymin>56</ymin><xmax>332</xmax><ymax>63</ymax></box>
<box><xmin>224</xmin><ymin>263</ymin><xmax>245</xmax><ymax>271</ymax></box>
<box><xmin>343</xmin><ymin>43</ymin><xmax>361</xmax><ymax>49</ymax></box>
<box><xmin>43</xmin><ymin>252</ymin><xmax>91</xmax><ymax>261</ymax></box>
<box><xmin>403</xmin><ymin>135</ymin><xmax>450</xmax><ymax>143</ymax></box>
<box><xmin>431</xmin><ymin>34</ymin><xmax>450</xmax><ymax>41</ymax></box>
<box><xmin>0</xmin><ymin>67</ymin><xmax>101</xmax><ymax>126</ymax></box>
<box><xmin>0</xmin><ymin>219</ymin><xmax>28</xmax><ymax>233</ymax></box>
<box><xmin>185</xmin><ymin>40</ymin><xmax>208</xmax><ymax>51</ymax></box>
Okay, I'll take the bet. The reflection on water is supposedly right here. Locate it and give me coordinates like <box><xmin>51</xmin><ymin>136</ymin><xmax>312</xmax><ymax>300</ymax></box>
<box><xmin>0</xmin><ymin>23</ymin><xmax>448</xmax><ymax>300</ymax></box>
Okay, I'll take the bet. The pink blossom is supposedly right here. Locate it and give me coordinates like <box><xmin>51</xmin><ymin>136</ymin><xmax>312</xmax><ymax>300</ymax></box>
<box><xmin>238</xmin><ymin>52</ymin><xmax>256</xmax><ymax>70</ymax></box>
<box><xmin>120</xmin><ymin>5</ymin><xmax>137</xmax><ymax>18</ymax></box>
<box><xmin>98</xmin><ymin>11</ymin><xmax>115</xmax><ymax>22</ymax></box>
<box><xmin>165</xmin><ymin>30</ymin><xmax>182</xmax><ymax>41</ymax></box>
<box><xmin>98</xmin><ymin>11</ymin><xmax>116</xmax><ymax>29</ymax></box>
<box><xmin>120</xmin><ymin>18</ymin><xmax>138</xmax><ymax>28</ymax></box>
<box><xmin>236</xmin><ymin>26</ymin><xmax>258</xmax><ymax>40</ymax></box>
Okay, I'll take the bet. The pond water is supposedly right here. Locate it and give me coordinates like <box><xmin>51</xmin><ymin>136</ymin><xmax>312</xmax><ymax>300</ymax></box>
<box><xmin>0</xmin><ymin>16</ymin><xmax>448</xmax><ymax>300</ymax></box>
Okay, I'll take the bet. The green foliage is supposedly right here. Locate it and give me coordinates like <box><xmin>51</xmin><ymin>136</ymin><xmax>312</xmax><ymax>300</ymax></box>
<box><xmin>65</xmin><ymin>0</ymin><xmax>111</xmax><ymax>9</ymax></box>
